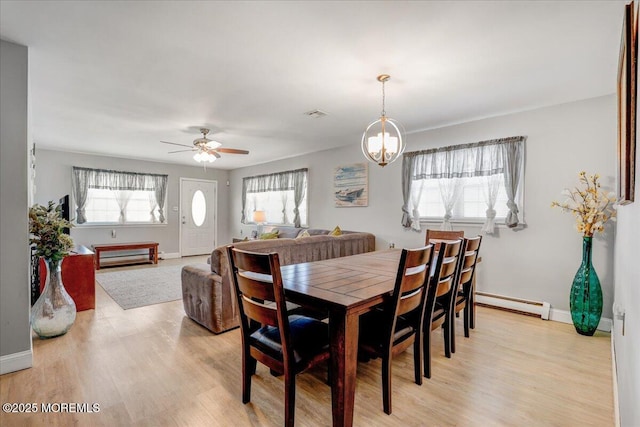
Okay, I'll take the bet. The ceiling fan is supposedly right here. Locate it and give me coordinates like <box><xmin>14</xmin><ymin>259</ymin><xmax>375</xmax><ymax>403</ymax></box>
<box><xmin>161</xmin><ymin>128</ymin><xmax>249</xmax><ymax>163</ymax></box>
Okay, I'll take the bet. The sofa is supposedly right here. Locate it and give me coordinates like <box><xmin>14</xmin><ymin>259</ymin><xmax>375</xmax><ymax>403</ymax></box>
<box><xmin>181</xmin><ymin>227</ymin><xmax>376</xmax><ymax>333</ymax></box>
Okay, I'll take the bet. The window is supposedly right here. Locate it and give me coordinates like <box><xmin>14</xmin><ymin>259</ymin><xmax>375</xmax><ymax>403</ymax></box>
<box><xmin>402</xmin><ymin>136</ymin><xmax>525</xmax><ymax>233</ymax></box>
<box><xmin>72</xmin><ymin>167</ymin><xmax>168</xmax><ymax>225</ymax></box>
<box><xmin>242</xmin><ymin>168</ymin><xmax>308</xmax><ymax>227</ymax></box>
<box><xmin>415</xmin><ymin>176</ymin><xmax>511</xmax><ymax>220</ymax></box>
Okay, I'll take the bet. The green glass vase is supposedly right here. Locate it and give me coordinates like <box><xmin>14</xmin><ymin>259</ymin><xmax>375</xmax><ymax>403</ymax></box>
<box><xmin>569</xmin><ymin>236</ymin><xmax>602</xmax><ymax>336</ymax></box>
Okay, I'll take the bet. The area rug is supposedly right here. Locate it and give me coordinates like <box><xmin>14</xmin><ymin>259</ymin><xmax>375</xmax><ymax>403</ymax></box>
<box><xmin>96</xmin><ymin>264</ymin><xmax>183</xmax><ymax>310</ymax></box>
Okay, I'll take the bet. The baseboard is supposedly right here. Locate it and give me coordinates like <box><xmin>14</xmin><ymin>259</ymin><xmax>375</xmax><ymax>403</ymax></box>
<box><xmin>548</xmin><ymin>308</ymin><xmax>612</xmax><ymax>332</ymax></box>
<box><xmin>0</xmin><ymin>349</ymin><xmax>32</xmax><ymax>375</ymax></box>
<box><xmin>612</xmin><ymin>333</ymin><xmax>620</xmax><ymax>427</ymax></box>
<box><xmin>159</xmin><ymin>252</ymin><xmax>181</xmax><ymax>260</ymax></box>
<box><xmin>476</xmin><ymin>291</ymin><xmax>612</xmax><ymax>332</ymax></box>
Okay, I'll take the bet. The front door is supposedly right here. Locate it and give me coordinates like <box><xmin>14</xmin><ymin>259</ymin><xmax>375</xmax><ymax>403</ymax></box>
<box><xmin>180</xmin><ymin>178</ymin><xmax>217</xmax><ymax>256</ymax></box>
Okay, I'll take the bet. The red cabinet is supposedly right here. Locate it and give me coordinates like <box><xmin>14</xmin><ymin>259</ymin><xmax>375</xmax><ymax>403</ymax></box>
<box><xmin>39</xmin><ymin>245</ymin><xmax>96</xmax><ymax>311</ymax></box>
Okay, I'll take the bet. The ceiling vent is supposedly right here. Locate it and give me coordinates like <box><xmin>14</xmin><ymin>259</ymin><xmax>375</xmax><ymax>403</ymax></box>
<box><xmin>304</xmin><ymin>109</ymin><xmax>328</xmax><ymax>118</ymax></box>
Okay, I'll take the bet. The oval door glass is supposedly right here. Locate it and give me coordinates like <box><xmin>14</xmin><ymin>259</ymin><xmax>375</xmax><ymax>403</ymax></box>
<box><xmin>191</xmin><ymin>190</ymin><xmax>206</xmax><ymax>227</ymax></box>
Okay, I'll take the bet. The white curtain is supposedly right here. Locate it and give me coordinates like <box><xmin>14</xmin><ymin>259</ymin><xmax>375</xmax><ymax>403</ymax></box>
<box><xmin>501</xmin><ymin>139</ymin><xmax>524</xmax><ymax>227</ymax></box>
<box><xmin>480</xmin><ymin>174</ymin><xmax>502</xmax><ymax>234</ymax></box>
<box><xmin>148</xmin><ymin>192</ymin><xmax>158</xmax><ymax>223</ymax></box>
<box><xmin>409</xmin><ymin>179</ymin><xmax>425</xmax><ymax>231</ymax></box>
<box><xmin>438</xmin><ymin>177</ymin><xmax>462</xmax><ymax>231</ymax></box>
<box><xmin>114</xmin><ymin>190</ymin><xmax>132</xmax><ymax>223</ymax></box>
<box><xmin>71</xmin><ymin>167</ymin><xmax>91</xmax><ymax>224</ymax></box>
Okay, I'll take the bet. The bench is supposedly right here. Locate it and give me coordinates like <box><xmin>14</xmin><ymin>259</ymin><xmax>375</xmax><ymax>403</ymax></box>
<box><xmin>92</xmin><ymin>241</ymin><xmax>159</xmax><ymax>270</ymax></box>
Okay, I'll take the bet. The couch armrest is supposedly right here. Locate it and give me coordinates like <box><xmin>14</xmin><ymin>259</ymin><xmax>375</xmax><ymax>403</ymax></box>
<box><xmin>181</xmin><ymin>264</ymin><xmax>239</xmax><ymax>334</ymax></box>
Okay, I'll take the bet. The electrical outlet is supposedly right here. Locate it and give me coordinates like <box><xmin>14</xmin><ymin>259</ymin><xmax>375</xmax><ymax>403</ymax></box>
<box><xmin>111</xmin><ymin>229</ymin><xmax>116</xmax><ymax>238</ymax></box>
<box><xmin>389</xmin><ymin>242</ymin><xmax>395</xmax><ymax>248</ymax></box>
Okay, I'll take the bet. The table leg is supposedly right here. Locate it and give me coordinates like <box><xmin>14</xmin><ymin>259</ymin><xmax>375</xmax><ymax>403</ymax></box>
<box><xmin>329</xmin><ymin>308</ymin><xmax>359</xmax><ymax>427</ymax></box>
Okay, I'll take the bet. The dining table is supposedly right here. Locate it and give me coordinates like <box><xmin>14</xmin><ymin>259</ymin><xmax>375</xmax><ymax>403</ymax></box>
<box><xmin>279</xmin><ymin>249</ymin><xmax>403</xmax><ymax>427</ymax></box>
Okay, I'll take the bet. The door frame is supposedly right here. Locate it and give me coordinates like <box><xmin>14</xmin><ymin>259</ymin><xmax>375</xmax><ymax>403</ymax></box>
<box><xmin>179</xmin><ymin>177</ymin><xmax>218</xmax><ymax>257</ymax></box>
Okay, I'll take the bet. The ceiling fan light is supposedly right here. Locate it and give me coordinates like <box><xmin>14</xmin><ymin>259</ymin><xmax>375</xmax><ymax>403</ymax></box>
<box><xmin>205</xmin><ymin>140</ymin><xmax>221</xmax><ymax>149</ymax></box>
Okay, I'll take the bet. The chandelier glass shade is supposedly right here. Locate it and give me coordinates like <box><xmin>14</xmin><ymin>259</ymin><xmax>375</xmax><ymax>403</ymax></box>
<box><xmin>361</xmin><ymin>75</ymin><xmax>405</xmax><ymax>167</ymax></box>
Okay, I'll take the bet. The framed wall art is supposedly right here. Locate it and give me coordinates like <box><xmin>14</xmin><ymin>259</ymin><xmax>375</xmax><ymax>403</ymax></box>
<box><xmin>334</xmin><ymin>163</ymin><xmax>368</xmax><ymax>207</ymax></box>
<box><xmin>617</xmin><ymin>1</ymin><xmax>637</xmax><ymax>204</ymax></box>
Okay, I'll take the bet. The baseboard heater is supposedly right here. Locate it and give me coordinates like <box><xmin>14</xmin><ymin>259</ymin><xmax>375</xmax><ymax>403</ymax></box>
<box><xmin>475</xmin><ymin>291</ymin><xmax>551</xmax><ymax>320</ymax></box>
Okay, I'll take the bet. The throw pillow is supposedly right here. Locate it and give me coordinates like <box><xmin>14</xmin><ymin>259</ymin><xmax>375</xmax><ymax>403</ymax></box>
<box><xmin>328</xmin><ymin>226</ymin><xmax>342</xmax><ymax>236</ymax></box>
<box><xmin>260</xmin><ymin>229</ymin><xmax>279</xmax><ymax>239</ymax></box>
<box><xmin>296</xmin><ymin>229</ymin><xmax>311</xmax><ymax>238</ymax></box>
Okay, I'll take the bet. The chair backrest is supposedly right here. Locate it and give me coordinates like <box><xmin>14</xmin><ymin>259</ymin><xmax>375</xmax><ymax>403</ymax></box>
<box><xmin>384</xmin><ymin>245</ymin><xmax>435</xmax><ymax>343</ymax></box>
<box><xmin>423</xmin><ymin>240</ymin><xmax>463</xmax><ymax>324</ymax></box>
<box><xmin>457</xmin><ymin>236</ymin><xmax>483</xmax><ymax>291</ymax></box>
<box><xmin>425</xmin><ymin>229</ymin><xmax>464</xmax><ymax>249</ymax></box>
<box><xmin>433</xmin><ymin>240</ymin><xmax>464</xmax><ymax>300</ymax></box>
<box><xmin>227</xmin><ymin>246</ymin><xmax>294</xmax><ymax>365</ymax></box>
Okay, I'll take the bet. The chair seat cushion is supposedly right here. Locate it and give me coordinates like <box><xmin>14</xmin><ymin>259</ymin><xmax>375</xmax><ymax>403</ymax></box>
<box><xmin>358</xmin><ymin>309</ymin><xmax>415</xmax><ymax>353</ymax></box>
<box><xmin>250</xmin><ymin>315</ymin><xmax>329</xmax><ymax>366</ymax></box>
<box><xmin>432</xmin><ymin>304</ymin><xmax>446</xmax><ymax>322</ymax></box>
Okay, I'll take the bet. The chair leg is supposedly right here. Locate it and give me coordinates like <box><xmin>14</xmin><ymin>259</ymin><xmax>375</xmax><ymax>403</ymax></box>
<box><xmin>464</xmin><ymin>303</ymin><xmax>471</xmax><ymax>338</ymax></box>
<box><xmin>413</xmin><ymin>335</ymin><xmax>423</xmax><ymax>385</ymax></box>
<box><xmin>284</xmin><ymin>372</ymin><xmax>296</xmax><ymax>427</ymax></box>
<box><xmin>451</xmin><ymin>312</ymin><xmax>457</xmax><ymax>354</ymax></box>
<box><xmin>423</xmin><ymin>330</ymin><xmax>432</xmax><ymax>379</ymax></box>
<box><xmin>444</xmin><ymin>312</ymin><xmax>453</xmax><ymax>358</ymax></box>
<box><xmin>382</xmin><ymin>354</ymin><xmax>392</xmax><ymax>415</ymax></box>
<box><xmin>242</xmin><ymin>352</ymin><xmax>256</xmax><ymax>404</ymax></box>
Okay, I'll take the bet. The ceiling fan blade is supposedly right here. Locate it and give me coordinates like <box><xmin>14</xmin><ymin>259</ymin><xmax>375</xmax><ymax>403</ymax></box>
<box><xmin>168</xmin><ymin>149</ymin><xmax>195</xmax><ymax>154</ymax></box>
<box><xmin>212</xmin><ymin>151</ymin><xmax>221</xmax><ymax>158</ymax></box>
<box><xmin>161</xmin><ymin>141</ymin><xmax>193</xmax><ymax>148</ymax></box>
<box><xmin>216</xmin><ymin>148</ymin><xmax>249</xmax><ymax>155</ymax></box>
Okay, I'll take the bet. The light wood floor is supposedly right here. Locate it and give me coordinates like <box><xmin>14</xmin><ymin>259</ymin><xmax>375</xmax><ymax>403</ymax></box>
<box><xmin>1</xmin><ymin>257</ymin><xmax>614</xmax><ymax>426</ymax></box>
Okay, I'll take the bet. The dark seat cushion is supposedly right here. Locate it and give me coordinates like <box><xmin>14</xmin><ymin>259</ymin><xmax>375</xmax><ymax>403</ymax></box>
<box><xmin>250</xmin><ymin>315</ymin><xmax>329</xmax><ymax>367</ymax></box>
<box><xmin>358</xmin><ymin>309</ymin><xmax>415</xmax><ymax>353</ymax></box>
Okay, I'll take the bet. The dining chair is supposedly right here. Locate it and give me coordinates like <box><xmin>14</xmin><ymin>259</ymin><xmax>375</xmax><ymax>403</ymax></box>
<box><xmin>424</xmin><ymin>239</ymin><xmax>463</xmax><ymax>378</ymax></box>
<box><xmin>425</xmin><ymin>229</ymin><xmax>464</xmax><ymax>249</ymax></box>
<box><xmin>226</xmin><ymin>246</ymin><xmax>330</xmax><ymax>427</ymax></box>
<box><xmin>357</xmin><ymin>245</ymin><xmax>435</xmax><ymax>415</ymax></box>
<box><xmin>450</xmin><ymin>236</ymin><xmax>483</xmax><ymax>353</ymax></box>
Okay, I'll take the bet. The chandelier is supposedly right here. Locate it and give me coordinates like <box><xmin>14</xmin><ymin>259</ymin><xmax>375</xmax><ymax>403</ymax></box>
<box><xmin>361</xmin><ymin>74</ymin><xmax>405</xmax><ymax>167</ymax></box>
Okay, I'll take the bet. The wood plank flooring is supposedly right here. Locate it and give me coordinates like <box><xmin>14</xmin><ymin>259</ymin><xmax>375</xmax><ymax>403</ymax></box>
<box><xmin>0</xmin><ymin>257</ymin><xmax>614</xmax><ymax>426</ymax></box>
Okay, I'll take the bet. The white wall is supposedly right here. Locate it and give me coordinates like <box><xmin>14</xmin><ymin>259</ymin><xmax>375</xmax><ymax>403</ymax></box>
<box><xmin>35</xmin><ymin>149</ymin><xmax>232</xmax><ymax>254</ymax></box>
<box><xmin>0</xmin><ymin>40</ymin><xmax>31</xmax><ymax>370</ymax></box>
<box><xmin>612</xmin><ymin>4</ymin><xmax>640</xmax><ymax>418</ymax></box>
<box><xmin>230</xmin><ymin>95</ymin><xmax>617</xmax><ymax>318</ymax></box>
<box><xmin>613</xmin><ymin>151</ymin><xmax>640</xmax><ymax>427</ymax></box>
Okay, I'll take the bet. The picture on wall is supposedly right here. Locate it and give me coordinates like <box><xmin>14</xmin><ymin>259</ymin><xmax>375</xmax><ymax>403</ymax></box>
<box><xmin>334</xmin><ymin>163</ymin><xmax>368</xmax><ymax>207</ymax></box>
<box><xmin>617</xmin><ymin>1</ymin><xmax>637</xmax><ymax>204</ymax></box>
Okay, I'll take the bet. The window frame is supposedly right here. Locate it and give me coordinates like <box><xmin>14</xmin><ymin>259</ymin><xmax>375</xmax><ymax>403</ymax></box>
<box><xmin>402</xmin><ymin>136</ymin><xmax>526</xmax><ymax>231</ymax></box>
<box><xmin>71</xmin><ymin>166</ymin><xmax>168</xmax><ymax>227</ymax></box>
<box><xmin>241</xmin><ymin>168</ymin><xmax>309</xmax><ymax>228</ymax></box>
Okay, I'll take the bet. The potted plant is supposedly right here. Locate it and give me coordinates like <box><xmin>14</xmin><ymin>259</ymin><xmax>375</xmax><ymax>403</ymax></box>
<box><xmin>551</xmin><ymin>172</ymin><xmax>616</xmax><ymax>335</ymax></box>
<box><xmin>29</xmin><ymin>201</ymin><xmax>76</xmax><ymax>338</ymax></box>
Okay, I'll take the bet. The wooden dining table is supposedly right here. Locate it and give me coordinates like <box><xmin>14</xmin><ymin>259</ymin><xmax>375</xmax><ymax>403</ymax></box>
<box><xmin>279</xmin><ymin>249</ymin><xmax>402</xmax><ymax>427</ymax></box>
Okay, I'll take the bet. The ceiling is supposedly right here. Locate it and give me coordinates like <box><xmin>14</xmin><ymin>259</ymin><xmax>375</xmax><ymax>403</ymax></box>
<box><xmin>0</xmin><ymin>1</ymin><xmax>627</xmax><ymax>170</ymax></box>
